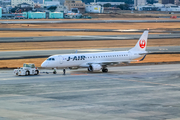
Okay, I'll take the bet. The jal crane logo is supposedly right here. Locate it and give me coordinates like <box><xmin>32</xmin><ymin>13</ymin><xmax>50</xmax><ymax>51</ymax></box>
<box><xmin>139</xmin><ymin>39</ymin><xmax>146</xmax><ymax>49</ymax></box>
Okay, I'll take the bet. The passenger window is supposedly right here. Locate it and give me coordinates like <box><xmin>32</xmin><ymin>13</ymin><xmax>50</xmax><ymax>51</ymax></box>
<box><xmin>47</xmin><ymin>58</ymin><xmax>51</xmax><ymax>61</ymax></box>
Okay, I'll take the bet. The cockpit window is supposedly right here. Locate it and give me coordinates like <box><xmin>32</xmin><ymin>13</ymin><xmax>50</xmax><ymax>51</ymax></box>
<box><xmin>47</xmin><ymin>58</ymin><xmax>55</xmax><ymax>61</ymax></box>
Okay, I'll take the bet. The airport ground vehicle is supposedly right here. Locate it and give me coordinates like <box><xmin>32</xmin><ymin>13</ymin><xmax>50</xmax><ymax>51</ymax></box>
<box><xmin>14</xmin><ymin>63</ymin><xmax>39</xmax><ymax>76</ymax></box>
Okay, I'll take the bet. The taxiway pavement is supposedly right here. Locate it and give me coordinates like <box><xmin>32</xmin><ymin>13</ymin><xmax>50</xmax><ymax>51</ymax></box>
<box><xmin>0</xmin><ymin>64</ymin><xmax>180</xmax><ymax>120</ymax></box>
<box><xmin>0</xmin><ymin>28</ymin><xmax>180</xmax><ymax>33</ymax></box>
<box><xmin>0</xmin><ymin>34</ymin><xmax>180</xmax><ymax>43</ymax></box>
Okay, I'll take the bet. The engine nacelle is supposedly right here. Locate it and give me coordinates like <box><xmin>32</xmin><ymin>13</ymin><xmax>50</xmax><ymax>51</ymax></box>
<box><xmin>88</xmin><ymin>64</ymin><xmax>102</xmax><ymax>72</ymax></box>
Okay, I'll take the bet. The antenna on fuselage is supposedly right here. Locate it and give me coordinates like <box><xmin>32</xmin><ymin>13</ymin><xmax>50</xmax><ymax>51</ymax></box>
<box><xmin>75</xmin><ymin>50</ymin><xmax>78</xmax><ymax>53</ymax></box>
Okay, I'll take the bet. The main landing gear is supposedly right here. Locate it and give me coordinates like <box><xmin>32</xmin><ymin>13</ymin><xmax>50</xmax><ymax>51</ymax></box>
<box><xmin>102</xmin><ymin>68</ymin><xmax>108</xmax><ymax>73</ymax></box>
<box><xmin>63</xmin><ymin>69</ymin><xmax>66</xmax><ymax>75</ymax></box>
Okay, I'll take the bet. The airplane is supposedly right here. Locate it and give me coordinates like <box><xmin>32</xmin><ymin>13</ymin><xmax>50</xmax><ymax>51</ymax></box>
<box><xmin>41</xmin><ymin>30</ymin><xmax>148</xmax><ymax>73</ymax></box>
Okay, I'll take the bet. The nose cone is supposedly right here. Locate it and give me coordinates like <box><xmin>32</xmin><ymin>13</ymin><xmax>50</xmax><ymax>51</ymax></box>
<box><xmin>41</xmin><ymin>61</ymin><xmax>47</xmax><ymax>67</ymax></box>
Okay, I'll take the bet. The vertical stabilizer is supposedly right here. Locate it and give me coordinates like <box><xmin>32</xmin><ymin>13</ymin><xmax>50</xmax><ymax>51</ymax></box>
<box><xmin>129</xmin><ymin>30</ymin><xmax>149</xmax><ymax>52</ymax></box>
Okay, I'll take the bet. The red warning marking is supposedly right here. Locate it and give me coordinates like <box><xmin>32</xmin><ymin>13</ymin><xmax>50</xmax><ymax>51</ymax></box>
<box><xmin>139</xmin><ymin>39</ymin><xmax>146</xmax><ymax>49</ymax></box>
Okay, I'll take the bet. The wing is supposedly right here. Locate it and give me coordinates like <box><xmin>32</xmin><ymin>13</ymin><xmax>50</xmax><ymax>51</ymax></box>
<box><xmin>86</xmin><ymin>60</ymin><xmax>133</xmax><ymax>66</ymax></box>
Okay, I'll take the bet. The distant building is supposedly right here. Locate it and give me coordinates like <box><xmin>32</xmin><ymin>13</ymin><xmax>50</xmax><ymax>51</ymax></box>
<box><xmin>32</xmin><ymin>0</ymin><xmax>44</xmax><ymax>4</ymax></box>
<box><xmin>174</xmin><ymin>0</ymin><xmax>180</xmax><ymax>5</ymax></box>
<box><xmin>153</xmin><ymin>3</ymin><xmax>164</xmax><ymax>7</ymax></box>
<box><xmin>158</xmin><ymin>0</ymin><xmax>174</xmax><ymax>4</ymax></box>
<box><xmin>103</xmin><ymin>7</ymin><xmax>120</xmax><ymax>13</ymax></box>
<box><xmin>59</xmin><ymin>0</ymin><xmax>65</xmax><ymax>5</ymax></box>
<box><xmin>154</xmin><ymin>0</ymin><xmax>159</xmax><ymax>3</ymax></box>
<box><xmin>64</xmin><ymin>0</ymin><xmax>85</xmax><ymax>13</ymax></box>
<box><xmin>96</xmin><ymin>2</ymin><xmax>125</xmax><ymax>6</ymax></box>
<box><xmin>85</xmin><ymin>3</ymin><xmax>104</xmax><ymax>13</ymax></box>
<box><xmin>136</xmin><ymin>3</ymin><xmax>165</xmax><ymax>11</ymax></box>
<box><xmin>137</xmin><ymin>4</ymin><xmax>160</xmax><ymax>11</ymax></box>
<box><xmin>1</xmin><ymin>0</ymin><xmax>11</xmax><ymax>7</ymax></box>
<box><xmin>44</xmin><ymin>0</ymin><xmax>60</xmax><ymax>6</ymax></box>
<box><xmin>161</xmin><ymin>4</ymin><xmax>180</xmax><ymax>11</ymax></box>
<box><xmin>134</xmin><ymin>0</ymin><xmax>146</xmax><ymax>7</ymax></box>
<box><xmin>17</xmin><ymin>3</ymin><xmax>31</xmax><ymax>7</ymax></box>
<box><xmin>55</xmin><ymin>5</ymin><xmax>68</xmax><ymax>12</ymax></box>
<box><xmin>11</xmin><ymin>0</ymin><xmax>35</xmax><ymax>7</ymax></box>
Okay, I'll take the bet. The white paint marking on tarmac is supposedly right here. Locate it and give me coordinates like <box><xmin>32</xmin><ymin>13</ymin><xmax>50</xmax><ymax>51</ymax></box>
<box><xmin>113</xmin><ymin>29</ymin><xmax>140</xmax><ymax>32</ymax></box>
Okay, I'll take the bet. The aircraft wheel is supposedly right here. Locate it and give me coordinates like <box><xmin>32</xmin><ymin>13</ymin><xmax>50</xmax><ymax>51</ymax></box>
<box><xmin>102</xmin><ymin>68</ymin><xmax>108</xmax><ymax>73</ymax></box>
<box><xmin>63</xmin><ymin>69</ymin><xmax>66</xmax><ymax>75</ymax></box>
<box><xmin>53</xmin><ymin>68</ymin><xmax>57</xmax><ymax>74</ymax></box>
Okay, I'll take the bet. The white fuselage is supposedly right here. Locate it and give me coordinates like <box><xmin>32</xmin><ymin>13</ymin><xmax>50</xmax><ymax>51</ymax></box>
<box><xmin>41</xmin><ymin>51</ymin><xmax>142</xmax><ymax>68</ymax></box>
<box><xmin>41</xmin><ymin>30</ymin><xmax>149</xmax><ymax>72</ymax></box>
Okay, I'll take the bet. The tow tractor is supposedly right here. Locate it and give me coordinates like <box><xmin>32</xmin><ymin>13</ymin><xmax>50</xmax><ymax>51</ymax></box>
<box><xmin>14</xmin><ymin>63</ymin><xmax>39</xmax><ymax>76</ymax></box>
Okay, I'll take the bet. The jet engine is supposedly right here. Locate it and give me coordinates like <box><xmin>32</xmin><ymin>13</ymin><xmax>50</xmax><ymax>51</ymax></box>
<box><xmin>88</xmin><ymin>64</ymin><xmax>102</xmax><ymax>72</ymax></box>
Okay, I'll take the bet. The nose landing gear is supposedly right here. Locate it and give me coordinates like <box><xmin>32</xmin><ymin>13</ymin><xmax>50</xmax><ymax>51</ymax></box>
<box><xmin>63</xmin><ymin>69</ymin><xmax>66</xmax><ymax>75</ymax></box>
<box><xmin>53</xmin><ymin>68</ymin><xmax>57</xmax><ymax>74</ymax></box>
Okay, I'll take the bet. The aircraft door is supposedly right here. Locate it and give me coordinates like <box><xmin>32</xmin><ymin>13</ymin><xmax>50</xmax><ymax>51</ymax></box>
<box><xmin>59</xmin><ymin>56</ymin><xmax>63</xmax><ymax>64</ymax></box>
